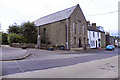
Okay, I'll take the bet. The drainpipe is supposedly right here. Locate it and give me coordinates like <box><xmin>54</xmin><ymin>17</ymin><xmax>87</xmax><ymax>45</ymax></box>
<box><xmin>37</xmin><ymin>26</ymin><xmax>40</xmax><ymax>49</ymax></box>
<box><xmin>66</xmin><ymin>18</ymin><xmax>69</xmax><ymax>50</ymax></box>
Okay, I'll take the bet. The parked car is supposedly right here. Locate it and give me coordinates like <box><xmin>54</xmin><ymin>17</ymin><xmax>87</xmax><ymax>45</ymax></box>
<box><xmin>106</xmin><ymin>45</ymin><xmax>115</xmax><ymax>51</ymax></box>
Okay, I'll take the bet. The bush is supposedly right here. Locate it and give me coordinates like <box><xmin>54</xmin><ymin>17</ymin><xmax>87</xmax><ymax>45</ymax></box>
<box><xmin>8</xmin><ymin>33</ymin><xmax>26</xmax><ymax>44</ymax></box>
<box><xmin>2</xmin><ymin>33</ymin><xmax>9</xmax><ymax>45</ymax></box>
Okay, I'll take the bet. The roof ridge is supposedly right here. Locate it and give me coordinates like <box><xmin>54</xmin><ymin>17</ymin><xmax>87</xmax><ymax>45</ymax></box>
<box><xmin>34</xmin><ymin>4</ymin><xmax>77</xmax><ymax>26</ymax></box>
<box><xmin>87</xmin><ymin>26</ymin><xmax>103</xmax><ymax>32</ymax></box>
<box><xmin>36</xmin><ymin>5</ymin><xmax>77</xmax><ymax>20</ymax></box>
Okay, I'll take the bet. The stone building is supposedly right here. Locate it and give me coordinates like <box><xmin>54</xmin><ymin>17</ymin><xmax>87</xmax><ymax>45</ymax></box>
<box><xmin>106</xmin><ymin>33</ymin><xmax>115</xmax><ymax>46</ymax></box>
<box><xmin>34</xmin><ymin>4</ymin><xmax>87</xmax><ymax>50</ymax></box>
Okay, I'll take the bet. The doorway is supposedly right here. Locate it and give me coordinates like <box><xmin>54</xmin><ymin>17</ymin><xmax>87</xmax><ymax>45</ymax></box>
<box><xmin>79</xmin><ymin>38</ymin><xmax>82</xmax><ymax>47</ymax></box>
<box><xmin>96</xmin><ymin>41</ymin><xmax>97</xmax><ymax>48</ymax></box>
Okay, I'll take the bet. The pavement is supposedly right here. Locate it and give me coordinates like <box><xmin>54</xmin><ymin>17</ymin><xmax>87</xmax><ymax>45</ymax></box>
<box><xmin>3</xmin><ymin>55</ymin><xmax>118</xmax><ymax>78</ymax></box>
<box><xmin>1</xmin><ymin>45</ymin><xmax>30</xmax><ymax>61</ymax></box>
<box><xmin>1</xmin><ymin>45</ymin><xmax>96</xmax><ymax>61</ymax></box>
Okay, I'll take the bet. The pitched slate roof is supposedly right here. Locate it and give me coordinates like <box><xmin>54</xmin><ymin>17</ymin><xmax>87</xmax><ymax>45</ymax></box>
<box><xmin>87</xmin><ymin>26</ymin><xmax>103</xmax><ymax>32</ymax></box>
<box><xmin>34</xmin><ymin>5</ymin><xmax>77</xmax><ymax>26</ymax></box>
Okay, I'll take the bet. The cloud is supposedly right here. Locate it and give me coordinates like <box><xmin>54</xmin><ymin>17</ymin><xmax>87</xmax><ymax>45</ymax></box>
<box><xmin>1</xmin><ymin>0</ymin><xmax>44</xmax><ymax>16</ymax></box>
<box><xmin>0</xmin><ymin>0</ymin><xmax>119</xmax><ymax>32</ymax></box>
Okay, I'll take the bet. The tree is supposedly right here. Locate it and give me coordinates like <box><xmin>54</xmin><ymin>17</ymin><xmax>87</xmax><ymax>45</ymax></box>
<box><xmin>8</xmin><ymin>25</ymin><xmax>21</xmax><ymax>34</ymax></box>
<box><xmin>22</xmin><ymin>22</ymin><xmax>37</xmax><ymax>44</ymax></box>
<box><xmin>2</xmin><ymin>33</ymin><xmax>8</xmax><ymax>45</ymax></box>
<box><xmin>8</xmin><ymin>33</ymin><xmax>26</xmax><ymax>44</ymax></box>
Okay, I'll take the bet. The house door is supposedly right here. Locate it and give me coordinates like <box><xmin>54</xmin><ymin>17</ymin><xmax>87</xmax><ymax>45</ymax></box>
<box><xmin>79</xmin><ymin>38</ymin><xmax>81</xmax><ymax>47</ymax></box>
<box><xmin>96</xmin><ymin>41</ymin><xmax>97</xmax><ymax>48</ymax></box>
<box><xmin>98</xmin><ymin>39</ymin><xmax>101</xmax><ymax>47</ymax></box>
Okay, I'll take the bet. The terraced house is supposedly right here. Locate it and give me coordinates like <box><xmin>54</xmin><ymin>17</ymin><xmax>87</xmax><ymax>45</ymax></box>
<box><xmin>87</xmin><ymin>22</ymin><xmax>106</xmax><ymax>49</ymax></box>
<box><xmin>87</xmin><ymin>23</ymin><xmax>102</xmax><ymax>48</ymax></box>
<box><xmin>34</xmin><ymin>4</ymin><xmax>87</xmax><ymax>50</ymax></box>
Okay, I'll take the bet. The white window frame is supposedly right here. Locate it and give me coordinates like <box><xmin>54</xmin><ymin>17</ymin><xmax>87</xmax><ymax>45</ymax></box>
<box><xmin>97</xmin><ymin>32</ymin><xmax>99</xmax><ymax>37</ymax></box>
<box><xmin>93</xmin><ymin>32</ymin><xmax>95</xmax><ymax>37</ymax></box>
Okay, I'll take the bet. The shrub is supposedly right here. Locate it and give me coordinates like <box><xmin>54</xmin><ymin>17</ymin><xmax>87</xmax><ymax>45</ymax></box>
<box><xmin>8</xmin><ymin>33</ymin><xmax>26</xmax><ymax>44</ymax></box>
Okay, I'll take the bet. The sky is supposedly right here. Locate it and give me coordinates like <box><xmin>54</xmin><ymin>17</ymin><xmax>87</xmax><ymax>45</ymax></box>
<box><xmin>0</xmin><ymin>0</ymin><xmax>119</xmax><ymax>36</ymax></box>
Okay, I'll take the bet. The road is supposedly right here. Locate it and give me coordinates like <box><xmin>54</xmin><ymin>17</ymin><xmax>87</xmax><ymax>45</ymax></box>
<box><xmin>2</xmin><ymin>48</ymin><xmax>119</xmax><ymax>76</ymax></box>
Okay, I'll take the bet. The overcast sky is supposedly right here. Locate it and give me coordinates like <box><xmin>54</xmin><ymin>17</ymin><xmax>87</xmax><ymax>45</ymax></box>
<box><xmin>0</xmin><ymin>0</ymin><xmax>119</xmax><ymax>36</ymax></box>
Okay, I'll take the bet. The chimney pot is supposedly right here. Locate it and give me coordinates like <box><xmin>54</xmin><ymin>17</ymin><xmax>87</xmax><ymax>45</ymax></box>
<box><xmin>92</xmin><ymin>23</ymin><xmax>96</xmax><ymax>28</ymax></box>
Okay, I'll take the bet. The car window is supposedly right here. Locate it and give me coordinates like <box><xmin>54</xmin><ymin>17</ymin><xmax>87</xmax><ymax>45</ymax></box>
<box><xmin>108</xmin><ymin>45</ymin><xmax>113</xmax><ymax>47</ymax></box>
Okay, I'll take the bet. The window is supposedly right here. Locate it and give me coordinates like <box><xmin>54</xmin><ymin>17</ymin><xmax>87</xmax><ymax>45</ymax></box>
<box><xmin>83</xmin><ymin>24</ymin><xmax>85</xmax><ymax>35</ymax></box>
<box><xmin>91</xmin><ymin>41</ymin><xmax>93</xmax><ymax>46</ymax></box>
<box><xmin>77</xmin><ymin>21</ymin><xmax>81</xmax><ymax>34</ymax></box>
<box><xmin>93</xmin><ymin>32</ymin><xmax>95</xmax><ymax>37</ymax></box>
<box><xmin>43</xmin><ymin>28</ymin><xmax>46</xmax><ymax>36</ymax></box>
<box><xmin>73</xmin><ymin>22</ymin><xmax>75</xmax><ymax>33</ymax></box>
<box><xmin>74</xmin><ymin>37</ymin><xmax>76</xmax><ymax>45</ymax></box>
<box><xmin>91</xmin><ymin>41</ymin><xmax>95</xmax><ymax>46</ymax></box>
<box><xmin>93</xmin><ymin>41</ymin><xmax>95</xmax><ymax>46</ymax></box>
<box><xmin>73</xmin><ymin>22</ymin><xmax>76</xmax><ymax>34</ymax></box>
<box><xmin>87</xmin><ymin>39</ymin><xmax>89</xmax><ymax>45</ymax></box>
<box><xmin>97</xmin><ymin>32</ymin><xmax>99</xmax><ymax>37</ymax></box>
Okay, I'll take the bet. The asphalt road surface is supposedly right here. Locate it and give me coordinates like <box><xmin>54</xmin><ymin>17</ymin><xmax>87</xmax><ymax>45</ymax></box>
<box><xmin>2</xmin><ymin>49</ymin><xmax>119</xmax><ymax>76</ymax></box>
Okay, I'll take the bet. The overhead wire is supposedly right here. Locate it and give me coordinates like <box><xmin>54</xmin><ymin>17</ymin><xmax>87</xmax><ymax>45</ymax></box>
<box><xmin>87</xmin><ymin>10</ymin><xmax>120</xmax><ymax>16</ymax></box>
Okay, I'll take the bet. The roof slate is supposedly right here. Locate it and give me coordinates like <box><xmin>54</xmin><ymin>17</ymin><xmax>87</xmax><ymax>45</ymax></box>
<box><xmin>34</xmin><ymin>5</ymin><xmax>77</xmax><ymax>26</ymax></box>
<box><xmin>87</xmin><ymin>26</ymin><xmax>103</xmax><ymax>32</ymax></box>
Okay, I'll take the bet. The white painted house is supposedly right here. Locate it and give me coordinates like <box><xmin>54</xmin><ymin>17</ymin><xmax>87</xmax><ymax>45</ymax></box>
<box><xmin>87</xmin><ymin>25</ymin><xmax>102</xmax><ymax>48</ymax></box>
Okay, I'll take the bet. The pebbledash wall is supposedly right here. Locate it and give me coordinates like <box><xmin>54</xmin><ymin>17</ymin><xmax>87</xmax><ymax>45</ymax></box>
<box><xmin>34</xmin><ymin>4</ymin><xmax>87</xmax><ymax>50</ymax></box>
<box><xmin>88</xmin><ymin>30</ymin><xmax>101</xmax><ymax>48</ymax></box>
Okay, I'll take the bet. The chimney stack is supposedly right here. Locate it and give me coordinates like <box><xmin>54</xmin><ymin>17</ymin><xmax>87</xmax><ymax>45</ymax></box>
<box><xmin>92</xmin><ymin>23</ymin><xmax>96</xmax><ymax>28</ymax></box>
<box><xmin>87</xmin><ymin>21</ymin><xmax>90</xmax><ymax>26</ymax></box>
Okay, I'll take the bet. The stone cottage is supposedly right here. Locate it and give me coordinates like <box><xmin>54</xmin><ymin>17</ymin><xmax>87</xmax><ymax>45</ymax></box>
<box><xmin>34</xmin><ymin>4</ymin><xmax>87</xmax><ymax>50</ymax></box>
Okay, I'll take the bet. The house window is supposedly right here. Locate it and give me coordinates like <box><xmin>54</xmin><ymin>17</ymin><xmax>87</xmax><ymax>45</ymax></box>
<box><xmin>87</xmin><ymin>38</ymin><xmax>89</xmax><ymax>45</ymax></box>
<box><xmin>74</xmin><ymin>37</ymin><xmax>76</xmax><ymax>45</ymax></box>
<box><xmin>93</xmin><ymin>41</ymin><xmax>95</xmax><ymax>46</ymax></box>
<box><xmin>77</xmin><ymin>21</ymin><xmax>81</xmax><ymax>34</ymax></box>
<box><xmin>91</xmin><ymin>41</ymin><xmax>93</xmax><ymax>46</ymax></box>
<box><xmin>93</xmin><ymin>32</ymin><xmax>95</xmax><ymax>37</ymax></box>
<box><xmin>91</xmin><ymin>41</ymin><xmax>95</xmax><ymax>46</ymax></box>
<box><xmin>97</xmin><ymin>32</ymin><xmax>99</xmax><ymax>37</ymax></box>
<box><xmin>43</xmin><ymin>28</ymin><xmax>46</xmax><ymax>36</ymax></box>
<box><xmin>73</xmin><ymin>22</ymin><xmax>76</xmax><ymax>34</ymax></box>
<box><xmin>83</xmin><ymin>24</ymin><xmax>85</xmax><ymax>35</ymax></box>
